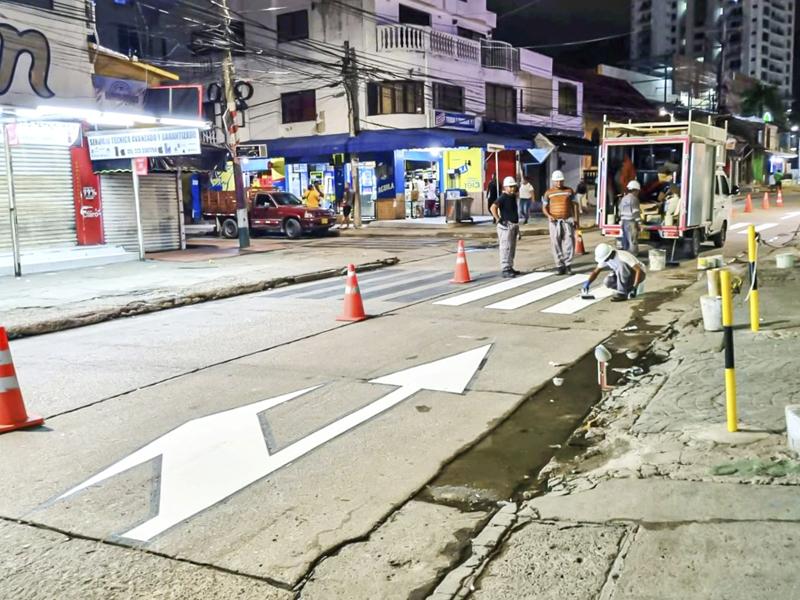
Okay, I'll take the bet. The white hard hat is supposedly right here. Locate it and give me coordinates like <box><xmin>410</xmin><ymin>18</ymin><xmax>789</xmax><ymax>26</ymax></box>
<box><xmin>627</xmin><ymin>180</ymin><xmax>641</xmax><ymax>191</ymax></box>
<box><xmin>551</xmin><ymin>170</ymin><xmax>565</xmax><ymax>181</ymax></box>
<box><xmin>594</xmin><ymin>243</ymin><xmax>614</xmax><ymax>264</ymax></box>
<box><xmin>502</xmin><ymin>176</ymin><xmax>518</xmax><ymax>187</ymax></box>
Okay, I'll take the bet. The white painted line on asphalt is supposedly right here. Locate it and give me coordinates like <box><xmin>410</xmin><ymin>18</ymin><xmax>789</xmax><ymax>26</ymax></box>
<box><xmin>433</xmin><ymin>272</ymin><xmax>553</xmax><ymax>306</ymax></box>
<box><xmin>486</xmin><ymin>274</ymin><xmax>586</xmax><ymax>310</ymax></box>
<box><xmin>541</xmin><ymin>287</ymin><xmax>617</xmax><ymax>314</ymax></box>
<box><xmin>54</xmin><ymin>346</ymin><xmax>492</xmax><ymax>542</ymax></box>
<box><xmin>781</xmin><ymin>211</ymin><xmax>800</xmax><ymax>220</ymax></box>
<box><xmin>737</xmin><ymin>222</ymin><xmax>778</xmax><ymax>234</ymax></box>
<box><xmin>729</xmin><ymin>222</ymin><xmax>751</xmax><ymax>231</ymax></box>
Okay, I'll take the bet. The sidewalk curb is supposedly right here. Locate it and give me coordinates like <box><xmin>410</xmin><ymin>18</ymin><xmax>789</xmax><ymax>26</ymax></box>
<box><xmin>5</xmin><ymin>257</ymin><xmax>399</xmax><ymax>340</ymax></box>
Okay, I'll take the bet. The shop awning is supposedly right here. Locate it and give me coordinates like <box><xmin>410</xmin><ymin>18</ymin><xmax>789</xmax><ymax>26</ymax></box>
<box><xmin>92</xmin><ymin>147</ymin><xmax>228</xmax><ymax>174</ymax></box>
<box><xmin>538</xmin><ymin>134</ymin><xmax>596</xmax><ymax>156</ymax></box>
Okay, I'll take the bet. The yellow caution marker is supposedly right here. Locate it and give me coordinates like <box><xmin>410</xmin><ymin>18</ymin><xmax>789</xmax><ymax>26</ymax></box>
<box><xmin>747</xmin><ymin>225</ymin><xmax>759</xmax><ymax>332</ymax></box>
<box><xmin>721</xmin><ymin>269</ymin><xmax>738</xmax><ymax>433</ymax></box>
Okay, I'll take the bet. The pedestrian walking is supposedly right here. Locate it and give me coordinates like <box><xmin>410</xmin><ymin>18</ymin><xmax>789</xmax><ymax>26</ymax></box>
<box><xmin>619</xmin><ymin>180</ymin><xmax>642</xmax><ymax>256</ymax></box>
<box><xmin>582</xmin><ymin>243</ymin><xmax>646</xmax><ymax>302</ymax></box>
<box><xmin>543</xmin><ymin>170</ymin><xmax>580</xmax><ymax>275</ymax></box>
<box><xmin>340</xmin><ymin>184</ymin><xmax>353</xmax><ymax>229</ymax></box>
<box><xmin>518</xmin><ymin>176</ymin><xmax>534</xmax><ymax>224</ymax></box>
<box><xmin>489</xmin><ymin>176</ymin><xmax>521</xmax><ymax>278</ymax></box>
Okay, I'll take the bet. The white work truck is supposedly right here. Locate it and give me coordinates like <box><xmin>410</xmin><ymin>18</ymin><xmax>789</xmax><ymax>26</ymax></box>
<box><xmin>598</xmin><ymin>119</ymin><xmax>735</xmax><ymax>258</ymax></box>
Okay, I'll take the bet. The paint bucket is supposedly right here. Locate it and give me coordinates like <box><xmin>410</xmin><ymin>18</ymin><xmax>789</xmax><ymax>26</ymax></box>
<box><xmin>776</xmin><ymin>254</ymin><xmax>796</xmax><ymax>269</ymax></box>
<box><xmin>649</xmin><ymin>249</ymin><xmax>666</xmax><ymax>271</ymax></box>
<box><xmin>706</xmin><ymin>255</ymin><xmax>724</xmax><ymax>269</ymax></box>
<box><xmin>697</xmin><ymin>257</ymin><xmax>709</xmax><ymax>270</ymax></box>
<box><xmin>700</xmin><ymin>295</ymin><xmax>723</xmax><ymax>332</ymax></box>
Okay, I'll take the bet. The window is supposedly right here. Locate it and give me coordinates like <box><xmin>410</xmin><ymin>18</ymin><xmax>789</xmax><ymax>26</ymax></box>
<box><xmin>485</xmin><ymin>83</ymin><xmax>516</xmax><ymax>122</ymax></box>
<box><xmin>558</xmin><ymin>82</ymin><xmax>578</xmax><ymax>117</ymax></box>
<box><xmin>398</xmin><ymin>4</ymin><xmax>431</xmax><ymax>26</ymax></box>
<box><xmin>277</xmin><ymin>10</ymin><xmax>309</xmax><ymax>42</ymax></box>
<box><xmin>367</xmin><ymin>81</ymin><xmax>424</xmax><ymax>115</ymax></box>
<box><xmin>254</xmin><ymin>194</ymin><xmax>276</xmax><ymax>208</ymax></box>
<box><xmin>117</xmin><ymin>24</ymin><xmax>141</xmax><ymax>57</ymax></box>
<box><xmin>433</xmin><ymin>84</ymin><xmax>465</xmax><ymax>112</ymax></box>
<box><xmin>457</xmin><ymin>26</ymin><xmax>483</xmax><ymax>40</ymax></box>
<box><xmin>520</xmin><ymin>75</ymin><xmax>552</xmax><ymax>116</ymax></box>
<box><xmin>281</xmin><ymin>90</ymin><xmax>316</xmax><ymax>123</ymax></box>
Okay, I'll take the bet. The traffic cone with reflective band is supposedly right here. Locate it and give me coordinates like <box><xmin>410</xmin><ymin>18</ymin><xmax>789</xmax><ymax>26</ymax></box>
<box><xmin>575</xmin><ymin>229</ymin><xmax>587</xmax><ymax>255</ymax></box>
<box><xmin>0</xmin><ymin>327</ymin><xmax>43</xmax><ymax>434</ymax></box>
<box><xmin>762</xmin><ymin>191</ymin><xmax>770</xmax><ymax>210</ymax></box>
<box><xmin>744</xmin><ymin>193</ymin><xmax>753</xmax><ymax>213</ymax></box>
<box><xmin>337</xmin><ymin>264</ymin><xmax>367</xmax><ymax>322</ymax></box>
<box><xmin>450</xmin><ymin>240</ymin><xmax>472</xmax><ymax>283</ymax></box>
<box><xmin>777</xmin><ymin>189</ymin><xmax>784</xmax><ymax>207</ymax></box>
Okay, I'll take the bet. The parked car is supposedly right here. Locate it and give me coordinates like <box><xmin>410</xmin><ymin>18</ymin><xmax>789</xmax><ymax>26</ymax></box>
<box><xmin>202</xmin><ymin>189</ymin><xmax>335</xmax><ymax>239</ymax></box>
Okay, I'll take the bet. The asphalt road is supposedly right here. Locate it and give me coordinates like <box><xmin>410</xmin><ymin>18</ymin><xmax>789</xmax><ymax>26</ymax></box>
<box><xmin>2</xmin><ymin>198</ymin><xmax>799</xmax><ymax>598</ymax></box>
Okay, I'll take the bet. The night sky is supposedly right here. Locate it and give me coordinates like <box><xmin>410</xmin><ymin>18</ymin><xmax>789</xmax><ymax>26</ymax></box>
<box><xmin>487</xmin><ymin>0</ymin><xmax>631</xmax><ymax>68</ymax></box>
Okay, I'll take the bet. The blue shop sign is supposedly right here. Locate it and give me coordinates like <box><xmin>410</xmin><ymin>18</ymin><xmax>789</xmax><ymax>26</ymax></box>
<box><xmin>434</xmin><ymin>110</ymin><xmax>480</xmax><ymax>132</ymax></box>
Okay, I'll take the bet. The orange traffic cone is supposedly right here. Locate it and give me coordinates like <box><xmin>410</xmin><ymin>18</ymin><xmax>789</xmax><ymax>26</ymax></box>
<box><xmin>744</xmin><ymin>193</ymin><xmax>753</xmax><ymax>213</ymax></box>
<box><xmin>450</xmin><ymin>240</ymin><xmax>472</xmax><ymax>283</ymax></box>
<box><xmin>762</xmin><ymin>191</ymin><xmax>770</xmax><ymax>210</ymax></box>
<box><xmin>777</xmin><ymin>189</ymin><xmax>784</xmax><ymax>207</ymax></box>
<box><xmin>0</xmin><ymin>327</ymin><xmax>43</xmax><ymax>434</ymax></box>
<box><xmin>575</xmin><ymin>229</ymin><xmax>587</xmax><ymax>255</ymax></box>
<box><xmin>337</xmin><ymin>264</ymin><xmax>367</xmax><ymax>322</ymax></box>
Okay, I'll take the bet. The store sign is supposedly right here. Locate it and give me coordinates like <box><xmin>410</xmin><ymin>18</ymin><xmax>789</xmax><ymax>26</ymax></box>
<box><xmin>6</xmin><ymin>121</ymin><xmax>81</xmax><ymax>146</ymax></box>
<box><xmin>434</xmin><ymin>110</ymin><xmax>480</xmax><ymax>132</ymax></box>
<box><xmin>93</xmin><ymin>75</ymin><xmax>147</xmax><ymax>112</ymax></box>
<box><xmin>86</xmin><ymin>127</ymin><xmax>201</xmax><ymax>160</ymax></box>
<box><xmin>70</xmin><ymin>145</ymin><xmax>105</xmax><ymax>246</ymax></box>
<box><xmin>133</xmin><ymin>157</ymin><xmax>149</xmax><ymax>176</ymax></box>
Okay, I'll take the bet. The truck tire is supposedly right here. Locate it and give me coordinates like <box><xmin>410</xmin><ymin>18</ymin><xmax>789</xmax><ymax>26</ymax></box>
<box><xmin>284</xmin><ymin>218</ymin><xmax>303</xmax><ymax>240</ymax></box>
<box><xmin>710</xmin><ymin>222</ymin><xmax>727</xmax><ymax>248</ymax></box>
<box><xmin>221</xmin><ymin>218</ymin><xmax>238</xmax><ymax>239</ymax></box>
<box><xmin>683</xmin><ymin>228</ymin><xmax>703</xmax><ymax>258</ymax></box>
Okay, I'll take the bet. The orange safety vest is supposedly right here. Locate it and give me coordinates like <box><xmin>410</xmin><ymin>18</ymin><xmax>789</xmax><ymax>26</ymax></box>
<box><xmin>544</xmin><ymin>187</ymin><xmax>574</xmax><ymax>220</ymax></box>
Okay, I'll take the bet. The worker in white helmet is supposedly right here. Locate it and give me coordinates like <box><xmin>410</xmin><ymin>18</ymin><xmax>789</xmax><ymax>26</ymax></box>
<box><xmin>490</xmin><ymin>176</ymin><xmax>522</xmax><ymax>278</ymax></box>
<box><xmin>582</xmin><ymin>242</ymin><xmax>647</xmax><ymax>302</ymax></box>
<box><xmin>619</xmin><ymin>179</ymin><xmax>642</xmax><ymax>256</ymax></box>
<box><xmin>543</xmin><ymin>170</ymin><xmax>580</xmax><ymax>274</ymax></box>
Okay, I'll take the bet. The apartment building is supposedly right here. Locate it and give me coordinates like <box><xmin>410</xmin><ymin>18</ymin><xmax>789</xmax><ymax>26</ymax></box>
<box><xmin>230</xmin><ymin>0</ymin><xmax>585</xmax><ymax>218</ymax></box>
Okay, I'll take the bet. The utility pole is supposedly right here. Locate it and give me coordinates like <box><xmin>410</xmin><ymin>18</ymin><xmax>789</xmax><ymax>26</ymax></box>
<box><xmin>220</xmin><ymin>0</ymin><xmax>250</xmax><ymax>248</ymax></box>
<box><xmin>342</xmin><ymin>40</ymin><xmax>362</xmax><ymax>227</ymax></box>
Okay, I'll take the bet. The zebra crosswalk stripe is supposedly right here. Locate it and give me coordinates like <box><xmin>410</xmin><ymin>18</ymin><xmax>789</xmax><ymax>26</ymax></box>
<box><xmin>781</xmin><ymin>211</ymin><xmax>800</xmax><ymax>220</ymax></box>
<box><xmin>541</xmin><ymin>287</ymin><xmax>616</xmax><ymax>314</ymax></box>
<box><xmin>433</xmin><ymin>272</ymin><xmax>552</xmax><ymax>307</ymax></box>
<box><xmin>729</xmin><ymin>222</ymin><xmax>751</xmax><ymax>231</ymax></box>
<box><xmin>486</xmin><ymin>274</ymin><xmax>586</xmax><ymax>311</ymax></box>
<box><xmin>736</xmin><ymin>222</ymin><xmax>777</xmax><ymax>234</ymax></box>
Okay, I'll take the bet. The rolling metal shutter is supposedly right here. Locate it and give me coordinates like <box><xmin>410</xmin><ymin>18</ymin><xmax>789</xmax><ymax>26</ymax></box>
<box><xmin>9</xmin><ymin>145</ymin><xmax>76</xmax><ymax>249</ymax></box>
<box><xmin>0</xmin><ymin>142</ymin><xmax>10</xmax><ymax>252</ymax></box>
<box><xmin>101</xmin><ymin>173</ymin><xmax>180</xmax><ymax>252</ymax></box>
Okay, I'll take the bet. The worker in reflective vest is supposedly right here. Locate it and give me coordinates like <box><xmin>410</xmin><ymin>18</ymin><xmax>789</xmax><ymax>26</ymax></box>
<box><xmin>542</xmin><ymin>170</ymin><xmax>581</xmax><ymax>275</ymax></box>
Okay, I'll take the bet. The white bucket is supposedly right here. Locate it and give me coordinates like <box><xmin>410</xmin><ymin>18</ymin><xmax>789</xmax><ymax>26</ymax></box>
<box><xmin>776</xmin><ymin>254</ymin><xmax>796</xmax><ymax>269</ymax></box>
<box><xmin>786</xmin><ymin>405</ymin><xmax>800</xmax><ymax>455</ymax></box>
<box><xmin>700</xmin><ymin>295</ymin><xmax>723</xmax><ymax>332</ymax></box>
<box><xmin>649</xmin><ymin>249</ymin><xmax>666</xmax><ymax>271</ymax></box>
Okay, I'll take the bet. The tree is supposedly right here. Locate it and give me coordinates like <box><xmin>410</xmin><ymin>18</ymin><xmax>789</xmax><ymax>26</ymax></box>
<box><xmin>741</xmin><ymin>82</ymin><xmax>785</xmax><ymax>125</ymax></box>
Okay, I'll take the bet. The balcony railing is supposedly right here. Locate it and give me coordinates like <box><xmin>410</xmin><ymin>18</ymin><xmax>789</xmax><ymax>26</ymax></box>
<box><xmin>480</xmin><ymin>40</ymin><xmax>520</xmax><ymax>73</ymax></box>
<box><xmin>376</xmin><ymin>24</ymin><xmax>481</xmax><ymax>64</ymax></box>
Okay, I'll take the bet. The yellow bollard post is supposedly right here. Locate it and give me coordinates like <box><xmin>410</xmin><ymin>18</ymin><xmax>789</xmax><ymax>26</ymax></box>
<box><xmin>747</xmin><ymin>225</ymin><xmax>759</xmax><ymax>332</ymax></box>
<box><xmin>720</xmin><ymin>269</ymin><xmax>738</xmax><ymax>432</ymax></box>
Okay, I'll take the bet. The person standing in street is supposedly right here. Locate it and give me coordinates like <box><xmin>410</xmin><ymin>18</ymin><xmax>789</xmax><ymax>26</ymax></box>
<box><xmin>490</xmin><ymin>176</ymin><xmax>521</xmax><ymax>278</ymax></box>
<box><xmin>487</xmin><ymin>173</ymin><xmax>499</xmax><ymax>223</ymax></box>
<box><xmin>576</xmin><ymin>179</ymin><xmax>589</xmax><ymax>214</ymax></box>
<box><xmin>619</xmin><ymin>179</ymin><xmax>642</xmax><ymax>256</ymax></box>
<box><xmin>340</xmin><ymin>183</ymin><xmax>353</xmax><ymax>229</ymax></box>
<box><xmin>305</xmin><ymin>184</ymin><xmax>321</xmax><ymax>208</ymax></box>
<box><xmin>518</xmin><ymin>176</ymin><xmax>535</xmax><ymax>224</ymax></box>
<box><xmin>543</xmin><ymin>170</ymin><xmax>580</xmax><ymax>275</ymax></box>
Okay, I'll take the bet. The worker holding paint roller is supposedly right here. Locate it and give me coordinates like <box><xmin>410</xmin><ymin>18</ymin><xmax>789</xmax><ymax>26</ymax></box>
<box><xmin>581</xmin><ymin>243</ymin><xmax>646</xmax><ymax>302</ymax></box>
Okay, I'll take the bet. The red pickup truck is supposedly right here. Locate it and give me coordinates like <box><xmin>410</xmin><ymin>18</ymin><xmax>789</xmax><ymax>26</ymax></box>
<box><xmin>202</xmin><ymin>189</ymin><xmax>335</xmax><ymax>239</ymax></box>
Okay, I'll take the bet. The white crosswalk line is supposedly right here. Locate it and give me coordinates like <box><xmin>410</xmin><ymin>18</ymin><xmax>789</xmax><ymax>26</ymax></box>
<box><xmin>729</xmin><ymin>222</ymin><xmax>751</xmax><ymax>231</ymax></box>
<box><xmin>486</xmin><ymin>274</ymin><xmax>586</xmax><ymax>311</ymax></box>
<box><xmin>433</xmin><ymin>272</ymin><xmax>553</xmax><ymax>307</ymax></box>
<box><xmin>541</xmin><ymin>287</ymin><xmax>617</xmax><ymax>314</ymax></box>
<box><xmin>781</xmin><ymin>211</ymin><xmax>800</xmax><ymax>221</ymax></box>
<box><xmin>737</xmin><ymin>222</ymin><xmax>778</xmax><ymax>234</ymax></box>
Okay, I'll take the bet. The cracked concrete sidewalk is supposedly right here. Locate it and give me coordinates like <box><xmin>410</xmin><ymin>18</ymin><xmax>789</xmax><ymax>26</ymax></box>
<box><xmin>454</xmin><ymin>243</ymin><xmax>800</xmax><ymax>599</ymax></box>
<box><xmin>0</xmin><ymin>245</ymin><xmax>399</xmax><ymax>339</ymax></box>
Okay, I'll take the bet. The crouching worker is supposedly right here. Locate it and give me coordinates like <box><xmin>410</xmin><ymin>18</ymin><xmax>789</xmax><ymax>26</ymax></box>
<box><xmin>582</xmin><ymin>243</ymin><xmax>646</xmax><ymax>302</ymax></box>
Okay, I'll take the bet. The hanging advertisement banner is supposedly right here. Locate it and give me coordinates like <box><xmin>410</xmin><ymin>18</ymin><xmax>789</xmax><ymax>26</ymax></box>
<box><xmin>133</xmin><ymin>157</ymin><xmax>149</xmax><ymax>176</ymax></box>
<box><xmin>70</xmin><ymin>145</ymin><xmax>105</xmax><ymax>246</ymax></box>
<box><xmin>86</xmin><ymin>127</ymin><xmax>201</xmax><ymax>160</ymax></box>
<box><xmin>6</xmin><ymin>121</ymin><xmax>82</xmax><ymax>146</ymax></box>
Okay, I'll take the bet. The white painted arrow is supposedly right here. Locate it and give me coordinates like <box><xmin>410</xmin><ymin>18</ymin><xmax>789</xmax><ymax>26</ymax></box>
<box><xmin>56</xmin><ymin>345</ymin><xmax>491</xmax><ymax>542</ymax></box>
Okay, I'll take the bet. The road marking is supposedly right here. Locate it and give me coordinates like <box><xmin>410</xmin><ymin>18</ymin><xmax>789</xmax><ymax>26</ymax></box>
<box><xmin>737</xmin><ymin>222</ymin><xmax>778</xmax><ymax>234</ymax></box>
<box><xmin>55</xmin><ymin>346</ymin><xmax>491</xmax><ymax>542</ymax></box>
<box><xmin>433</xmin><ymin>272</ymin><xmax>552</xmax><ymax>306</ymax></box>
<box><xmin>486</xmin><ymin>275</ymin><xmax>586</xmax><ymax>310</ymax></box>
<box><xmin>541</xmin><ymin>287</ymin><xmax>617</xmax><ymax>314</ymax></box>
<box><xmin>729</xmin><ymin>222</ymin><xmax>751</xmax><ymax>231</ymax></box>
<box><xmin>781</xmin><ymin>211</ymin><xmax>800</xmax><ymax>220</ymax></box>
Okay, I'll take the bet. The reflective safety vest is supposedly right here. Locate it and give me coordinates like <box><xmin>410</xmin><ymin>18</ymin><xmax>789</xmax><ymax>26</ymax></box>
<box><xmin>543</xmin><ymin>187</ymin><xmax>575</xmax><ymax>220</ymax></box>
